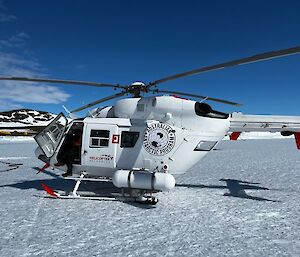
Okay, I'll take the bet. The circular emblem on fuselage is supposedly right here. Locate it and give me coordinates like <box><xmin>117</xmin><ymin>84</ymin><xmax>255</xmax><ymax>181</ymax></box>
<box><xmin>143</xmin><ymin>123</ymin><xmax>176</xmax><ymax>156</ymax></box>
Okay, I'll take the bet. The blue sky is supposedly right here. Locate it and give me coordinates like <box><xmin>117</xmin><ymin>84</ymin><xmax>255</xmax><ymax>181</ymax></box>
<box><xmin>0</xmin><ymin>0</ymin><xmax>300</xmax><ymax>115</ymax></box>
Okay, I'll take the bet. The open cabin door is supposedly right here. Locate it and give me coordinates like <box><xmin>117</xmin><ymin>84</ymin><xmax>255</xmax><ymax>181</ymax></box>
<box><xmin>82</xmin><ymin>123</ymin><xmax>118</xmax><ymax>169</ymax></box>
<box><xmin>34</xmin><ymin>113</ymin><xmax>68</xmax><ymax>158</ymax></box>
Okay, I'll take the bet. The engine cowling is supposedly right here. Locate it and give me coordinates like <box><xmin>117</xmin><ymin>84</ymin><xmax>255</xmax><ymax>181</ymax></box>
<box><xmin>112</xmin><ymin>170</ymin><xmax>175</xmax><ymax>191</ymax></box>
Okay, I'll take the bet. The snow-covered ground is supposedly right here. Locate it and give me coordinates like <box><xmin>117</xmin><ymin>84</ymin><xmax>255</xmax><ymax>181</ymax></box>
<box><xmin>0</xmin><ymin>139</ymin><xmax>299</xmax><ymax>257</ymax></box>
<box><xmin>0</xmin><ymin>136</ymin><xmax>35</xmax><ymax>142</ymax></box>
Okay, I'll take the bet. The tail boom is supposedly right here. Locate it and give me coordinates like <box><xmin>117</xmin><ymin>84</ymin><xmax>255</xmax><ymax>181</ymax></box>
<box><xmin>229</xmin><ymin>112</ymin><xmax>300</xmax><ymax>149</ymax></box>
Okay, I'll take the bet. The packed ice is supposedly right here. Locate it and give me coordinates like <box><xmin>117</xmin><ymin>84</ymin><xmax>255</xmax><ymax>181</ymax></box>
<box><xmin>0</xmin><ymin>138</ymin><xmax>299</xmax><ymax>257</ymax></box>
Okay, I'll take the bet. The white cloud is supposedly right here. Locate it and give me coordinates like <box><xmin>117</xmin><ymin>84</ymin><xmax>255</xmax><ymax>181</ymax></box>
<box><xmin>0</xmin><ymin>51</ymin><xmax>71</xmax><ymax>110</ymax></box>
<box><xmin>0</xmin><ymin>3</ymin><xmax>70</xmax><ymax>111</ymax></box>
<box><xmin>0</xmin><ymin>100</ymin><xmax>23</xmax><ymax>111</ymax></box>
<box><xmin>0</xmin><ymin>0</ymin><xmax>16</xmax><ymax>22</ymax></box>
<box><xmin>0</xmin><ymin>52</ymin><xmax>41</xmax><ymax>72</ymax></box>
<box><xmin>0</xmin><ymin>82</ymin><xmax>70</xmax><ymax>104</ymax></box>
<box><xmin>0</xmin><ymin>52</ymin><xmax>71</xmax><ymax>108</ymax></box>
<box><xmin>0</xmin><ymin>32</ymin><xmax>29</xmax><ymax>48</ymax></box>
<box><xmin>0</xmin><ymin>12</ymin><xmax>15</xmax><ymax>22</ymax></box>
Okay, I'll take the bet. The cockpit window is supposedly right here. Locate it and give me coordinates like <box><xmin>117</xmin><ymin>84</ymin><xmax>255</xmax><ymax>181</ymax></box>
<box><xmin>120</xmin><ymin>131</ymin><xmax>139</xmax><ymax>148</ymax></box>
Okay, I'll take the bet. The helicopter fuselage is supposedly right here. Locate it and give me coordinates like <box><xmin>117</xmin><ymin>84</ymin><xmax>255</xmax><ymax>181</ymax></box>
<box><xmin>35</xmin><ymin>96</ymin><xmax>230</xmax><ymax>179</ymax></box>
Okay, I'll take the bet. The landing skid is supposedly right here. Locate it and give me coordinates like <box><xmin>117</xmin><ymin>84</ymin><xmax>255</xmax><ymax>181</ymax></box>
<box><xmin>45</xmin><ymin>194</ymin><xmax>118</xmax><ymax>201</ymax></box>
<box><xmin>41</xmin><ymin>172</ymin><xmax>158</xmax><ymax>205</ymax></box>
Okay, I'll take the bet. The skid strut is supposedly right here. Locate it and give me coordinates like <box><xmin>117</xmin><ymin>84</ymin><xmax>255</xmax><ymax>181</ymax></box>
<box><xmin>71</xmin><ymin>172</ymin><xmax>85</xmax><ymax>197</ymax></box>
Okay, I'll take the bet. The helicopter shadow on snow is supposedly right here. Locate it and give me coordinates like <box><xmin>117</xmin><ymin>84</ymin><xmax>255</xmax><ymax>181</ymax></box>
<box><xmin>0</xmin><ymin>168</ymin><xmax>155</xmax><ymax>208</ymax></box>
<box><xmin>0</xmin><ymin>168</ymin><xmax>117</xmax><ymax>197</ymax></box>
<box><xmin>176</xmin><ymin>178</ymin><xmax>280</xmax><ymax>202</ymax></box>
<box><xmin>0</xmin><ymin>160</ymin><xmax>23</xmax><ymax>172</ymax></box>
<box><xmin>0</xmin><ymin>168</ymin><xmax>279</xmax><ymax>204</ymax></box>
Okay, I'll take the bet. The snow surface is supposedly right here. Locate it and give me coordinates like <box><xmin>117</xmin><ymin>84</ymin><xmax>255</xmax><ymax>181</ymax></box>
<box><xmin>0</xmin><ymin>120</ymin><xmax>52</xmax><ymax>127</ymax></box>
<box><xmin>0</xmin><ymin>140</ymin><xmax>299</xmax><ymax>257</ymax></box>
<box><xmin>0</xmin><ymin>136</ymin><xmax>35</xmax><ymax>142</ymax></box>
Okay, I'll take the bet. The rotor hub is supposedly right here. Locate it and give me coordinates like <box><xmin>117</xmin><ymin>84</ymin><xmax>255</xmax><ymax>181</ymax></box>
<box><xmin>126</xmin><ymin>81</ymin><xmax>147</xmax><ymax>97</ymax></box>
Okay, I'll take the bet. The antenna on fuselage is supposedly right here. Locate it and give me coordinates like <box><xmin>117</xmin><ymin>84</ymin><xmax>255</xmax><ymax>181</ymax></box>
<box><xmin>62</xmin><ymin>105</ymin><xmax>78</xmax><ymax>119</ymax></box>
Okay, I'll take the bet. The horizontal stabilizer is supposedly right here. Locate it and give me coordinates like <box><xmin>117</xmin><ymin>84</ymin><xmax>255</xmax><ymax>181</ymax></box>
<box><xmin>230</xmin><ymin>112</ymin><xmax>300</xmax><ymax>150</ymax></box>
<box><xmin>230</xmin><ymin>112</ymin><xmax>300</xmax><ymax>133</ymax></box>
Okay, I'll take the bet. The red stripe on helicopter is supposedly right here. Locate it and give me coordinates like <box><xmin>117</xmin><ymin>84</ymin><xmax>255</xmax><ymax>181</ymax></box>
<box><xmin>172</xmin><ymin>94</ymin><xmax>188</xmax><ymax>100</ymax></box>
<box><xmin>41</xmin><ymin>183</ymin><xmax>58</xmax><ymax>197</ymax></box>
<box><xmin>294</xmin><ymin>133</ymin><xmax>300</xmax><ymax>150</ymax></box>
<box><xmin>230</xmin><ymin>132</ymin><xmax>241</xmax><ymax>140</ymax></box>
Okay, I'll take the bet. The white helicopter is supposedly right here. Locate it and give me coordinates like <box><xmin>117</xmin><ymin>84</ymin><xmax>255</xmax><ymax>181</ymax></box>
<box><xmin>1</xmin><ymin>46</ymin><xmax>300</xmax><ymax>205</ymax></box>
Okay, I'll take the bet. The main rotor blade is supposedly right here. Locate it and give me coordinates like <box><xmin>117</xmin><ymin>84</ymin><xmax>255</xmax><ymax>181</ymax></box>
<box><xmin>71</xmin><ymin>91</ymin><xmax>127</xmax><ymax>113</ymax></box>
<box><xmin>152</xmin><ymin>89</ymin><xmax>242</xmax><ymax>106</ymax></box>
<box><xmin>148</xmin><ymin>46</ymin><xmax>300</xmax><ymax>86</ymax></box>
<box><xmin>0</xmin><ymin>76</ymin><xmax>126</xmax><ymax>89</ymax></box>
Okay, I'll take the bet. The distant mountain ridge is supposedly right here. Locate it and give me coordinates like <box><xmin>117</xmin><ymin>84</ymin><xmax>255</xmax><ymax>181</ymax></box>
<box><xmin>0</xmin><ymin>109</ymin><xmax>56</xmax><ymax>127</ymax></box>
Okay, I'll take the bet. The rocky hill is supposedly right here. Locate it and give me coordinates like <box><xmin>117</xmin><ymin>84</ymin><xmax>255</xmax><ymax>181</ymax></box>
<box><xmin>0</xmin><ymin>109</ymin><xmax>56</xmax><ymax>128</ymax></box>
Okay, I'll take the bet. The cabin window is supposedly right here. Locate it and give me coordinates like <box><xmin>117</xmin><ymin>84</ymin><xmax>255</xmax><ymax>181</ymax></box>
<box><xmin>194</xmin><ymin>140</ymin><xmax>218</xmax><ymax>151</ymax></box>
<box><xmin>120</xmin><ymin>131</ymin><xmax>140</xmax><ymax>148</ymax></box>
<box><xmin>137</xmin><ymin>104</ymin><xmax>145</xmax><ymax>112</ymax></box>
<box><xmin>90</xmin><ymin>129</ymin><xmax>110</xmax><ymax>148</ymax></box>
